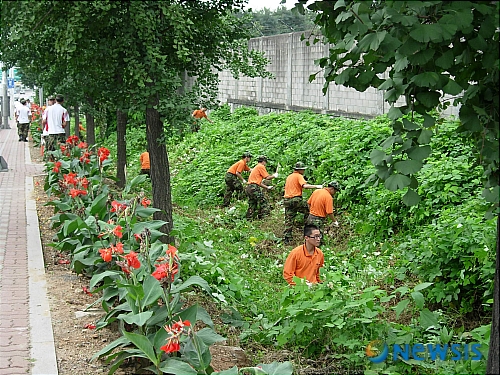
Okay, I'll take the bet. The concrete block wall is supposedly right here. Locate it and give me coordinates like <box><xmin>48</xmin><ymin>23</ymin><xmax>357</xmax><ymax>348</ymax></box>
<box><xmin>188</xmin><ymin>31</ymin><xmax>460</xmax><ymax>119</ymax></box>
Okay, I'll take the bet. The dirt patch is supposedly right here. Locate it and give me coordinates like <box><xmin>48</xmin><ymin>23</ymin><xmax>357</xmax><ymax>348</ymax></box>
<box><xmin>29</xmin><ymin>143</ymin><xmax>249</xmax><ymax>374</ymax></box>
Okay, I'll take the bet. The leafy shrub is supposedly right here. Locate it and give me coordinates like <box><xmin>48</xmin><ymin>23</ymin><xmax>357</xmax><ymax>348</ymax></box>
<box><xmin>398</xmin><ymin>197</ymin><xmax>496</xmax><ymax>312</ymax></box>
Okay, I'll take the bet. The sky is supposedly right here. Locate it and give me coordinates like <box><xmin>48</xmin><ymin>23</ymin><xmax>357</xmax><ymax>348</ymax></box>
<box><xmin>245</xmin><ymin>0</ymin><xmax>296</xmax><ymax>11</ymax></box>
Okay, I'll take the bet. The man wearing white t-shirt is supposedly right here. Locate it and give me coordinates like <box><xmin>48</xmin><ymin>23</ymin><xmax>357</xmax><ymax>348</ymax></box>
<box><xmin>15</xmin><ymin>99</ymin><xmax>31</xmax><ymax>142</ymax></box>
<box><xmin>41</xmin><ymin>96</ymin><xmax>56</xmax><ymax>158</ymax></box>
<box><xmin>43</xmin><ymin>94</ymin><xmax>69</xmax><ymax>154</ymax></box>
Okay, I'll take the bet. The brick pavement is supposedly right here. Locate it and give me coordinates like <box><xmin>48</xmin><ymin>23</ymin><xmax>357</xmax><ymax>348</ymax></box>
<box><xmin>0</xmin><ymin>119</ymin><xmax>57</xmax><ymax>374</ymax></box>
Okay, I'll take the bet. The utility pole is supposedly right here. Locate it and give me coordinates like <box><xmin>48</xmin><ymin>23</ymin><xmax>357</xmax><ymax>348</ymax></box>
<box><xmin>1</xmin><ymin>62</ymin><xmax>10</xmax><ymax>129</ymax></box>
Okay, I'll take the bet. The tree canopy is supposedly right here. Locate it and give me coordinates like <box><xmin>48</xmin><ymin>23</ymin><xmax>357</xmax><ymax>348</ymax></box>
<box><xmin>298</xmin><ymin>0</ymin><xmax>499</xmax><ymax>371</ymax></box>
<box><xmin>0</xmin><ymin>0</ymin><xmax>272</xmax><ymax>237</ymax></box>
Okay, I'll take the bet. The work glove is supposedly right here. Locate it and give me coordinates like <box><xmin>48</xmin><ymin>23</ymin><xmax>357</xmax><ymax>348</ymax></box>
<box><xmin>333</xmin><ymin>220</ymin><xmax>339</xmax><ymax>227</ymax></box>
<box><xmin>242</xmin><ymin>179</ymin><xmax>247</xmax><ymax>184</ymax></box>
<box><xmin>267</xmin><ymin>185</ymin><xmax>274</xmax><ymax>190</ymax></box>
<box><xmin>272</xmin><ymin>172</ymin><xmax>278</xmax><ymax>178</ymax></box>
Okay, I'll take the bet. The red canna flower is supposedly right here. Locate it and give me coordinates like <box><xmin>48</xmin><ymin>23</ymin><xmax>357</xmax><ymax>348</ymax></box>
<box><xmin>152</xmin><ymin>262</ymin><xmax>178</xmax><ymax>282</ymax></box>
<box><xmin>97</xmin><ymin>147</ymin><xmax>110</xmax><ymax>163</ymax></box>
<box><xmin>82</xmin><ymin>286</ymin><xmax>93</xmax><ymax>295</ymax></box>
<box><xmin>77</xmin><ymin>141</ymin><xmax>88</xmax><ymax>149</ymax></box>
<box><xmin>99</xmin><ymin>248</ymin><xmax>112</xmax><ymax>262</ymax></box>
<box><xmin>110</xmin><ymin>200</ymin><xmax>127</xmax><ymax>213</ymax></box>
<box><xmin>160</xmin><ymin>341</ymin><xmax>180</xmax><ymax>354</ymax></box>
<box><xmin>125</xmin><ymin>251</ymin><xmax>141</xmax><ymax>269</ymax></box>
<box><xmin>69</xmin><ymin>189</ymin><xmax>87</xmax><ymax>198</ymax></box>
<box><xmin>141</xmin><ymin>197</ymin><xmax>151</xmax><ymax>207</ymax></box>
<box><xmin>171</xmin><ymin>319</ymin><xmax>191</xmax><ymax>331</ymax></box>
<box><xmin>134</xmin><ymin>233</ymin><xmax>142</xmax><ymax>242</ymax></box>
<box><xmin>53</xmin><ymin>161</ymin><xmax>62</xmax><ymax>173</ymax></box>
<box><xmin>79</xmin><ymin>177</ymin><xmax>89</xmax><ymax>189</ymax></box>
<box><xmin>166</xmin><ymin>244</ymin><xmax>177</xmax><ymax>258</ymax></box>
<box><xmin>152</xmin><ymin>263</ymin><xmax>169</xmax><ymax>281</ymax></box>
<box><xmin>113</xmin><ymin>225</ymin><xmax>123</xmax><ymax>238</ymax></box>
<box><xmin>63</xmin><ymin>172</ymin><xmax>78</xmax><ymax>186</ymax></box>
<box><xmin>113</xmin><ymin>242</ymin><xmax>124</xmax><ymax>254</ymax></box>
<box><xmin>66</xmin><ymin>135</ymin><xmax>79</xmax><ymax>145</ymax></box>
<box><xmin>60</xmin><ymin>144</ymin><xmax>67</xmax><ymax>152</ymax></box>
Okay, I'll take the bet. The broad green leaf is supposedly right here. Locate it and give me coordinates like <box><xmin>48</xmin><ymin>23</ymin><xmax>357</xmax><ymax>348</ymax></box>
<box><xmin>182</xmin><ymin>334</ymin><xmax>211</xmax><ymax>371</ymax></box>
<box><xmin>442</xmin><ymin>79</ymin><xmax>463</xmax><ymax>95</ymax></box>
<box><xmin>89</xmin><ymin>270</ymin><xmax>121</xmax><ymax>289</ymax></box>
<box><xmin>394</xmin><ymin>54</ymin><xmax>408</xmax><ymax>72</ymax></box>
<box><xmin>417</xmin><ymin>129</ymin><xmax>433</xmax><ymax>144</ymax></box>
<box><xmin>411</xmin><ymin>291</ymin><xmax>425</xmax><ymax>309</ymax></box>
<box><xmin>407</xmin><ymin>145</ymin><xmax>431</xmax><ymax>161</ymax></box>
<box><xmin>195</xmin><ymin>328</ymin><xmax>226</xmax><ymax>346</ymax></box>
<box><xmin>482</xmin><ymin>186</ymin><xmax>500</xmax><ymax>204</ymax></box>
<box><xmin>171</xmin><ymin>275</ymin><xmax>211</xmax><ymax>294</ymax></box>
<box><xmin>140</xmin><ymin>275</ymin><xmax>163</xmax><ymax>309</ymax></box>
<box><xmin>370</xmin><ymin>149</ymin><xmax>386</xmax><ymax>166</ymax></box>
<box><xmin>91</xmin><ymin>336</ymin><xmax>130</xmax><ymax>360</ymax></box>
<box><xmin>416</xmin><ymin>91</ymin><xmax>441</xmax><ymax>108</ymax></box>
<box><xmin>118</xmin><ymin>311</ymin><xmax>153</xmax><ymax>326</ymax></box>
<box><xmin>153</xmin><ymin>324</ymin><xmax>169</xmax><ymax>349</ymax></box>
<box><xmin>124</xmin><ymin>174</ymin><xmax>148</xmax><ymax>195</ymax></box>
<box><xmin>378</xmin><ymin>79</ymin><xmax>394</xmax><ymax>91</ymax></box>
<box><xmin>411</xmin><ymin>72</ymin><xmax>440</xmax><ymax>88</ymax></box>
<box><xmin>381</xmin><ymin>135</ymin><xmax>397</xmax><ymax>149</ymax></box>
<box><xmin>135</xmin><ymin>206</ymin><xmax>160</xmax><ymax>218</ymax></box>
<box><xmin>385</xmin><ymin>174</ymin><xmax>411</xmax><ymax>191</ymax></box>
<box><xmin>257</xmin><ymin>361</ymin><xmax>294</xmax><ymax>375</ymax></box>
<box><xmin>422</xmin><ymin>114</ymin><xmax>435</xmax><ymax>128</ymax></box>
<box><xmin>408</xmin><ymin>49</ymin><xmax>435</xmax><ymax>65</ymax></box>
<box><xmin>460</xmin><ymin>105</ymin><xmax>482</xmax><ymax>132</ymax></box>
<box><xmin>468</xmin><ymin>35</ymin><xmax>488</xmax><ymax>51</ymax></box>
<box><xmin>123</xmin><ymin>331</ymin><xmax>157</xmax><ymax>364</ymax></box>
<box><xmin>394</xmin><ymin>160</ymin><xmax>422</xmax><ymax>175</ymax></box>
<box><xmin>435</xmin><ymin>50</ymin><xmax>454</xmax><ymax>69</ymax></box>
<box><xmin>394</xmin><ymin>299</ymin><xmax>410</xmax><ymax>319</ymax></box>
<box><xmin>63</xmin><ymin>218</ymin><xmax>80</xmax><ymax>237</ymax></box>
<box><xmin>403</xmin><ymin>188</ymin><xmax>421</xmax><ymax>206</ymax></box>
<box><xmin>414</xmin><ymin>282</ymin><xmax>433</xmax><ymax>292</ymax></box>
<box><xmin>402</xmin><ymin>119</ymin><xmax>419</xmax><ymax>130</ymax></box>
<box><xmin>419</xmin><ymin>308</ymin><xmax>439</xmax><ymax>329</ymax></box>
<box><xmin>387</xmin><ymin>106</ymin><xmax>403</xmax><ymax>120</ymax></box>
<box><xmin>89</xmin><ymin>191</ymin><xmax>108</xmax><ymax>216</ymax></box>
<box><xmin>213</xmin><ymin>366</ymin><xmax>238</xmax><ymax>375</ymax></box>
<box><xmin>410</xmin><ymin>24</ymin><xmax>444</xmax><ymax>43</ymax></box>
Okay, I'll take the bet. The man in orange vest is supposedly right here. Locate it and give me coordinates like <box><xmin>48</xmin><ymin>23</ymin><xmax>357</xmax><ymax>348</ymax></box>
<box><xmin>191</xmin><ymin>107</ymin><xmax>212</xmax><ymax>132</ymax></box>
<box><xmin>140</xmin><ymin>151</ymin><xmax>150</xmax><ymax>176</ymax></box>
<box><xmin>306</xmin><ymin>181</ymin><xmax>340</xmax><ymax>243</ymax></box>
<box><xmin>223</xmin><ymin>152</ymin><xmax>252</xmax><ymax>207</ymax></box>
<box><xmin>283</xmin><ymin>162</ymin><xmax>323</xmax><ymax>244</ymax></box>
<box><xmin>283</xmin><ymin>224</ymin><xmax>324</xmax><ymax>286</ymax></box>
<box><xmin>245</xmin><ymin>155</ymin><xmax>277</xmax><ymax>219</ymax></box>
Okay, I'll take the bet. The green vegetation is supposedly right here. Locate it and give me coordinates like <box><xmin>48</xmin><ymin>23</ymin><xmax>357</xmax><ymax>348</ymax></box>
<box><xmin>102</xmin><ymin>108</ymin><xmax>494</xmax><ymax>374</ymax></box>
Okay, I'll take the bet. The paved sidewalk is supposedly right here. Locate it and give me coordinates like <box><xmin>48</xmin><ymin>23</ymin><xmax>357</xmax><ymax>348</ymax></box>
<box><xmin>0</xmin><ymin>119</ymin><xmax>58</xmax><ymax>374</ymax></box>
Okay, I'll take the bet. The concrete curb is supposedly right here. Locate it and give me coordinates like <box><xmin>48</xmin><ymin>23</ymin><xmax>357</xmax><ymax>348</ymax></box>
<box><xmin>26</xmin><ymin>175</ymin><xmax>58</xmax><ymax>372</ymax></box>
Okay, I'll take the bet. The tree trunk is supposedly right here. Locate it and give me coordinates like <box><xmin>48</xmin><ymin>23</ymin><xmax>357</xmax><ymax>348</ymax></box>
<box><xmin>486</xmin><ymin>213</ymin><xmax>499</xmax><ymax>374</ymax></box>
<box><xmin>145</xmin><ymin>85</ymin><xmax>173</xmax><ymax>243</ymax></box>
<box><xmin>65</xmin><ymin>107</ymin><xmax>71</xmax><ymax>138</ymax></box>
<box><xmin>116</xmin><ymin>109</ymin><xmax>127</xmax><ymax>189</ymax></box>
<box><xmin>74</xmin><ymin>104</ymin><xmax>80</xmax><ymax>138</ymax></box>
<box><xmin>86</xmin><ymin>96</ymin><xmax>96</xmax><ymax>145</ymax></box>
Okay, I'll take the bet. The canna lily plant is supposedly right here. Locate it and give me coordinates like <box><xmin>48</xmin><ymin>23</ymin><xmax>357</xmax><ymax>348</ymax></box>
<box><xmin>43</xmin><ymin>136</ymin><xmax>224</xmax><ymax>374</ymax></box>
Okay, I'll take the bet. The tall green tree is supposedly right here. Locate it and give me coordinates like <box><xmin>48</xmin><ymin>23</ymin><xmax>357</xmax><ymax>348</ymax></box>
<box><xmin>298</xmin><ymin>0</ymin><xmax>498</xmax><ymax>371</ymax></box>
<box><xmin>1</xmin><ymin>0</ymin><xmax>271</xmax><ymax>240</ymax></box>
